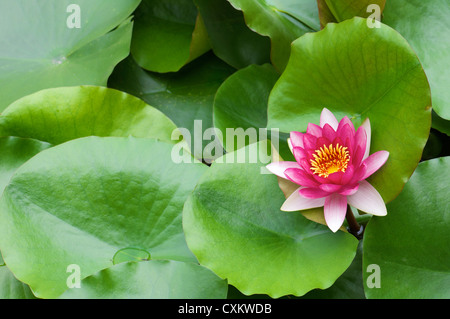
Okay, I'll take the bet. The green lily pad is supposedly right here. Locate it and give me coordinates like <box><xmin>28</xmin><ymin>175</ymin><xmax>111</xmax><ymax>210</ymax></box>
<box><xmin>112</xmin><ymin>247</ymin><xmax>151</xmax><ymax>265</ymax></box>
<box><xmin>432</xmin><ymin>111</ymin><xmax>450</xmax><ymax>137</ymax></box>
<box><xmin>212</xmin><ymin>63</ymin><xmax>293</xmax><ymax>161</ymax></box>
<box><xmin>383</xmin><ymin>0</ymin><xmax>450</xmax><ymax>120</ymax></box>
<box><xmin>318</xmin><ymin>0</ymin><xmax>386</xmax><ymax>26</ymax></box>
<box><xmin>131</xmin><ymin>0</ymin><xmax>210</xmax><ymax>73</ymax></box>
<box><xmin>363</xmin><ymin>157</ymin><xmax>450</xmax><ymax>298</ymax></box>
<box><xmin>59</xmin><ymin>260</ymin><xmax>227</xmax><ymax>299</ymax></box>
<box><xmin>183</xmin><ymin>142</ymin><xmax>358</xmax><ymax>298</ymax></box>
<box><xmin>0</xmin><ymin>86</ymin><xmax>178</xmax><ymax>145</ymax></box>
<box><xmin>194</xmin><ymin>0</ymin><xmax>271</xmax><ymax>69</ymax></box>
<box><xmin>0</xmin><ymin>0</ymin><xmax>140</xmax><ymax>111</ymax></box>
<box><xmin>227</xmin><ymin>0</ymin><xmax>316</xmax><ymax>71</ymax></box>
<box><xmin>267</xmin><ymin>17</ymin><xmax>431</xmax><ymax>203</ymax></box>
<box><xmin>302</xmin><ymin>241</ymin><xmax>365</xmax><ymax>299</ymax></box>
<box><xmin>265</xmin><ymin>0</ymin><xmax>321</xmax><ymax>31</ymax></box>
<box><xmin>0</xmin><ymin>137</ymin><xmax>52</xmax><ymax>194</ymax></box>
<box><xmin>213</xmin><ymin>63</ymin><xmax>280</xmax><ymax>152</ymax></box>
<box><xmin>317</xmin><ymin>0</ymin><xmax>337</xmax><ymax>27</ymax></box>
<box><xmin>0</xmin><ymin>137</ymin><xmax>207</xmax><ymax>298</ymax></box>
<box><xmin>0</xmin><ymin>265</ymin><xmax>37</xmax><ymax>299</ymax></box>
<box><xmin>0</xmin><ymin>137</ymin><xmax>52</xmax><ymax>299</ymax></box>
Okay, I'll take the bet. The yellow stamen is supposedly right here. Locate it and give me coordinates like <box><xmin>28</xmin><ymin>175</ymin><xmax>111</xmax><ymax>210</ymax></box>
<box><xmin>310</xmin><ymin>144</ymin><xmax>350</xmax><ymax>178</ymax></box>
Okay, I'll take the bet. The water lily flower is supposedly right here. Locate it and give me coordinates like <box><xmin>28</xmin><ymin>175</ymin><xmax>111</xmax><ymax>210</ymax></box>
<box><xmin>267</xmin><ymin>108</ymin><xmax>389</xmax><ymax>233</ymax></box>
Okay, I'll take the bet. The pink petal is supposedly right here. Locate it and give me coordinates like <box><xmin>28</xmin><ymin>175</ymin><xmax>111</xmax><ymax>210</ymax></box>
<box><xmin>299</xmin><ymin>187</ymin><xmax>330</xmax><ymax>199</ymax></box>
<box><xmin>290</xmin><ymin>131</ymin><xmax>304</xmax><ymax>148</ymax></box>
<box><xmin>284</xmin><ymin>168</ymin><xmax>319</xmax><ymax>188</ymax></box>
<box><xmin>351</xmin><ymin>162</ymin><xmax>367</xmax><ymax>184</ymax></box>
<box><xmin>320</xmin><ymin>108</ymin><xmax>339</xmax><ymax>130</ymax></box>
<box><xmin>299</xmin><ymin>158</ymin><xmax>312</xmax><ymax>172</ymax></box>
<box><xmin>352</xmin><ymin>126</ymin><xmax>367</xmax><ymax>166</ymax></box>
<box><xmin>307</xmin><ymin>123</ymin><xmax>323</xmax><ymax>137</ymax></box>
<box><xmin>322</xmin><ymin>123</ymin><xmax>336</xmax><ymax>142</ymax></box>
<box><xmin>339</xmin><ymin>184</ymin><xmax>359</xmax><ymax>196</ymax></box>
<box><xmin>266</xmin><ymin>161</ymin><xmax>301</xmax><ymax>179</ymax></box>
<box><xmin>316</xmin><ymin>136</ymin><xmax>331</xmax><ymax>149</ymax></box>
<box><xmin>281</xmin><ymin>187</ymin><xmax>325</xmax><ymax>211</ymax></box>
<box><xmin>314</xmin><ymin>165</ymin><xmax>355</xmax><ymax>186</ymax></box>
<box><xmin>352</xmin><ymin>145</ymin><xmax>365</xmax><ymax>168</ymax></box>
<box><xmin>292</xmin><ymin>147</ymin><xmax>307</xmax><ymax>163</ymax></box>
<box><xmin>344</xmin><ymin>136</ymin><xmax>354</xmax><ymax>155</ymax></box>
<box><xmin>347</xmin><ymin>180</ymin><xmax>387</xmax><ymax>216</ymax></box>
<box><xmin>310</xmin><ymin>173</ymin><xmax>329</xmax><ymax>184</ymax></box>
<box><xmin>341</xmin><ymin>164</ymin><xmax>355</xmax><ymax>185</ymax></box>
<box><xmin>305</xmin><ymin>148</ymin><xmax>317</xmax><ymax>161</ymax></box>
<box><xmin>319</xmin><ymin>182</ymin><xmax>359</xmax><ymax>196</ymax></box>
<box><xmin>324</xmin><ymin>193</ymin><xmax>348</xmax><ymax>232</ymax></box>
<box><xmin>326</xmin><ymin>171</ymin><xmax>344</xmax><ymax>184</ymax></box>
<box><xmin>319</xmin><ymin>183</ymin><xmax>342</xmax><ymax>193</ymax></box>
<box><xmin>336</xmin><ymin>123</ymin><xmax>354</xmax><ymax>150</ymax></box>
<box><xmin>360</xmin><ymin>118</ymin><xmax>371</xmax><ymax>160</ymax></box>
<box><xmin>337</xmin><ymin>116</ymin><xmax>355</xmax><ymax>133</ymax></box>
<box><xmin>302</xmin><ymin>133</ymin><xmax>317</xmax><ymax>150</ymax></box>
<box><xmin>360</xmin><ymin>151</ymin><xmax>389</xmax><ymax>180</ymax></box>
<box><xmin>332</xmin><ymin>136</ymin><xmax>344</xmax><ymax>147</ymax></box>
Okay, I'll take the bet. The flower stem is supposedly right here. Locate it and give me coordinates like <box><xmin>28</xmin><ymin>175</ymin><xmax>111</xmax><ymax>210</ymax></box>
<box><xmin>346</xmin><ymin>205</ymin><xmax>364</xmax><ymax>239</ymax></box>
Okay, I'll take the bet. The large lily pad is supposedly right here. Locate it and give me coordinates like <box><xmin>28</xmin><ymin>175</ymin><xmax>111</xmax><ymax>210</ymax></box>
<box><xmin>0</xmin><ymin>137</ymin><xmax>52</xmax><ymax>194</ymax></box>
<box><xmin>0</xmin><ymin>137</ymin><xmax>52</xmax><ymax>299</ymax></box>
<box><xmin>363</xmin><ymin>157</ymin><xmax>450</xmax><ymax>298</ymax></box>
<box><xmin>318</xmin><ymin>0</ymin><xmax>386</xmax><ymax>27</ymax></box>
<box><xmin>0</xmin><ymin>0</ymin><xmax>140</xmax><ymax>111</ymax></box>
<box><xmin>302</xmin><ymin>242</ymin><xmax>365</xmax><ymax>299</ymax></box>
<box><xmin>194</xmin><ymin>0</ymin><xmax>271</xmax><ymax>69</ymax></box>
<box><xmin>213</xmin><ymin>63</ymin><xmax>280</xmax><ymax>152</ymax></box>
<box><xmin>183</xmin><ymin>142</ymin><xmax>358</xmax><ymax>298</ymax></box>
<box><xmin>0</xmin><ymin>86</ymin><xmax>178</xmax><ymax>145</ymax></box>
<box><xmin>131</xmin><ymin>0</ymin><xmax>210</xmax><ymax>73</ymax></box>
<box><xmin>432</xmin><ymin>111</ymin><xmax>450</xmax><ymax>137</ymax></box>
<box><xmin>227</xmin><ymin>0</ymin><xmax>316</xmax><ymax>71</ymax></box>
<box><xmin>383</xmin><ymin>0</ymin><xmax>450</xmax><ymax>120</ymax></box>
<box><xmin>0</xmin><ymin>137</ymin><xmax>207</xmax><ymax>298</ymax></box>
<box><xmin>267</xmin><ymin>17</ymin><xmax>431</xmax><ymax>203</ymax></box>
<box><xmin>0</xmin><ymin>265</ymin><xmax>37</xmax><ymax>299</ymax></box>
<box><xmin>60</xmin><ymin>260</ymin><xmax>227</xmax><ymax>299</ymax></box>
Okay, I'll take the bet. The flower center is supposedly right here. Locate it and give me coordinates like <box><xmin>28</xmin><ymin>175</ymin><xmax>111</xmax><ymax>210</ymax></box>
<box><xmin>310</xmin><ymin>144</ymin><xmax>350</xmax><ymax>178</ymax></box>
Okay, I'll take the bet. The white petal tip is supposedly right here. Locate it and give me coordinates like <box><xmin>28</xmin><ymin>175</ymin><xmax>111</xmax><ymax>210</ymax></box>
<box><xmin>362</xmin><ymin>117</ymin><xmax>371</xmax><ymax>126</ymax></box>
<box><xmin>324</xmin><ymin>194</ymin><xmax>347</xmax><ymax>233</ymax></box>
<box><xmin>328</xmin><ymin>225</ymin><xmax>340</xmax><ymax>233</ymax></box>
<box><xmin>361</xmin><ymin>118</ymin><xmax>372</xmax><ymax>160</ymax></box>
<box><xmin>265</xmin><ymin>162</ymin><xmax>285</xmax><ymax>176</ymax></box>
<box><xmin>280</xmin><ymin>206</ymin><xmax>297</xmax><ymax>212</ymax></box>
<box><xmin>287</xmin><ymin>138</ymin><xmax>293</xmax><ymax>152</ymax></box>
<box><xmin>281</xmin><ymin>188</ymin><xmax>326</xmax><ymax>212</ymax></box>
<box><xmin>370</xmin><ymin>208</ymin><xmax>388</xmax><ymax>217</ymax></box>
<box><xmin>348</xmin><ymin>181</ymin><xmax>388</xmax><ymax>217</ymax></box>
<box><xmin>320</xmin><ymin>108</ymin><xmax>339</xmax><ymax>130</ymax></box>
